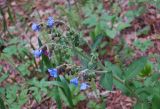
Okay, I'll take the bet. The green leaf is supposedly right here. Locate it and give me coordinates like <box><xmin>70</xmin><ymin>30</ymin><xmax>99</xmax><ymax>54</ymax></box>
<box><xmin>152</xmin><ymin>97</ymin><xmax>160</xmax><ymax>109</ymax></box>
<box><xmin>59</xmin><ymin>76</ymin><xmax>74</xmax><ymax>107</ymax></box>
<box><xmin>125</xmin><ymin>57</ymin><xmax>147</xmax><ymax>79</ymax></box>
<box><xmin>94</xmin><ymin>24</ymin><xmax>101</xmax><ymax>36</ymax></box>
<box><xmin>137</xmin><ymin>26</ymin><xmax>150</xmax><ymax>36</ymax></box>
<box><xmin>105</xmin><ymin>61</ymin><xmax>122</xmax><ymax>78</ymax></box>
<box><xmin>139</xmin><ymin>63</ymin><xmax>152</xmax><ymax>77</ymax></box>
<box><xmin>100</xmin><ymin>72</ymin><xmax>113</xmax><ymax>90</ymax></box>
<box><xmin>83</xmin><ymin>14</ymin><xmax>97</xmax><ymax>27</ymax></box>
<box><xmin>0</xmin><ymin>96</ymin><xmax>5</xmax><ymax>109</ymax></box>
<box><xmin>59</xmin><ymin>87</ymin><xmax>69</xmax><ymax>106</ymax></box>
<box><xmin>72</xmin><ymin>90</ymin><xmax>86</xmax><ymax>106</ymax></box>
<box><xmin>8</xmin><ymin>37</ymin><xmax>19</xmax><ymax>45</ymax></box>
<box><xmin>91</xmin><ymin>35</ymin><xmax>103</xmax><ymax>52</ymax></box>
<box><xmin>0</xmin><ymin>73</ymin><xmax>9</xmax><ymax>83</ymax></box>
<box><xmin>106</xmin><ymin>29</ymin><xmax>117</xmax><ymax>39</ymax></box>
<box><xmin>17</xmin><ymin>63</ymin><xmax>31</xmax><ymax>76</ymax></box>
<box><xmin>42</xmin><ymin>54</ymin><xmax>52</xmax><ymax>68</ymax></box>
<box><xmin>0</xmin><ymin>8</ymin><xmax>7</xmax><ymax>32</ymax></box>
<box><xmin>8</xmin><ymin>7</ymin><xmax>14</xmax><ymax>23</ymax></box>
<box><xmin>38</xmin><ymin>37</ymin><xmax>43</xmax><ymax>47</ymax></box>
<box><xmin>113</xmin><ymin>79</ymin><xmax>128</xmax><ymax>93</ymax></box>
<box><xmin>117</xmin><ymin>22</ymin><xmax>131</xmax><ymax>31</ymax></box>
<box><xmin>133</xmin><ymin>39</ymin><xmax>152</xmax><ymax>52</ymax></box>
<box><xmin>151</xmin><ymin>84</ymin><xmax>160</xmax><ymax>109</ymax></box>
<box><xmin>55</xmin><ymin>88</ymin><xmax>62</xmax><ymax>109</ymax></box>
<box><xmin>18</xmin><ymin>89</ymin><xmax>28</xmax><ymax>105</ymax></box>
<box><xmin>3</xmin><ymin>45</ymin><xmax>17</xmax><ymax>56</ymax></box>
<box><xmin>134</xmin><ymin>102</ymin><xmax>149</xmax><ymax>109</ymax></box>
<box><xmin>47</xmin><ymin>81</ymin><xmax>64</xmax><ymax>88</ymax></box>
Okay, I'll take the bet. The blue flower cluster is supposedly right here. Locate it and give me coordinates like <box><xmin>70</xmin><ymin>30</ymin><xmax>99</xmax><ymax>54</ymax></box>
<box><xmin>80</xmin><ymin>83</ymin><xmax>89</xmax><ymax>91</ymax></box>
<box><xmin>47</xmin><ymin>17</ymin><xmax>54</xmax><ymax>28</ymax></box>
<box><xmin>31</xmin><ymin>16</ymin><xmax>54</xmax><ymax>32</ymax></box>
<box><xmin>47</xmin><ymin>68</ymin><xmax>89</xmax><ymax>91</ymax></box>
<box><xmin>70</xmin><ymin>77</ymin><xmax>89</xmax><ymax>91</ymax></box>
<box><xmin>32</xmin><ymin>23</ymin><xmax>41</xmax><ymax>32</ymax></box>
<box><xmin>31</xmin><ymin>17</ymin><xmax>54</xmax><ymax>57</ymax></box>
<box><xmin>32</xmin><ymin>49</ymin><xmax>43</xmax><ymax>58</ymax></box>
<box><xmin>48</xmin><ymin>68</ymin><xmax>58</xmax><ymax>78</ymax></box>
<box><xmin>70</xmin><ymin>77</ymin><xmax>78</xmax><ymax>86</ymax></box>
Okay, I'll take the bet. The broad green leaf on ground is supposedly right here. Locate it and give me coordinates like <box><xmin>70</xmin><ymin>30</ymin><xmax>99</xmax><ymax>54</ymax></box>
<box><xmin>83</xmin><ymin>14</ymin><xmax>97</xmax><ymax>27</ymax></box>
<box><xmin>100</xmin><ymin>72</ymin><xmax>113</xmax><ymax>90</ymax></box>
<box><xmin>134</xmin><ymin>102</ymin><xmax>150</xmax><ymax>109</ymax></box>
<box><xmin>117</xmin><ymin>22</ymin><xmax>131</xmax><ymax>31</ymax></box>
<box><xmin>152</xmin><ymin>95</ymin><xmax>160</xmax><ymax>109</ymax></box>
<box><xmin>105</xmin><ymin>29</ymin><xmax>117</xmax><ymax>39</ymax></box>
<box><xmin>91</xmin><ymin>35</ymin><xmax>103</xmax><ymax>52</ymax></box>
<box><xmin>125</xmin><ymin>57</ymin><xmax>147</xmax><ymax>80</ymax></box>
<box><xmin>137</xmin><ymin>26</ymin><xmax>150</xmax><ymax>36</ymax></box>
<box><xmin>3</xmin><ymin>45</ymin><xmax>17</xmax><ymax>56</ymax></box>
<box><xmin>0</xmin><ymin>73</ymin><xmax>9</xmax><ymax>83</ymax></box>
<box><xmin>133</xmin><ymin>39</ymin><xmax>152</xmax><ymax>52</ymax></box>
<box><xmin>113</xmin><ymin>79</ymin><xmax>128</xmax><ymax>93</ymax></box>
<box><xmin>105</xmin><ymin>61</ymin><xmax>122</xmax><ymax>78</ymax></box>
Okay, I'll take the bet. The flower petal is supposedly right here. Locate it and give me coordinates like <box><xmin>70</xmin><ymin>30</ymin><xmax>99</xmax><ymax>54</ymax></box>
<box><xmin>80</xmin><ymin>83</ymin><xmax>89</xmax><ymax>91</ymax></box>
<box><xmin>32</xmin><ymin>49</ymin><xmax>42</xmax><ymax>58</ymax></box>
<box><xmin>70</xmin><ymin>77</ymin><xmax>78</xmax><ymax>87</ymax></box>
<box><xmin>32</xmin><ymin>23</ymin><xmax>41</xmax><ymax>31</ymax></box>
<box><xmin>48</xmin><ymin>68</ymin><xmax>58</xmax><ymax>78</ymax></box>
<box><xmin>47</xmin><ymin>16</ymin><xmax>54</xmax><ymax>28</ymax></box>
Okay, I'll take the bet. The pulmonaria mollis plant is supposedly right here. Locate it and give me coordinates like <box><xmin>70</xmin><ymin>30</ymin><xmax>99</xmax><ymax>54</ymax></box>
<box><xmin>30</xmin><ymin>16</ymin><xmax>90</xmax><ymax>108</ymax></box>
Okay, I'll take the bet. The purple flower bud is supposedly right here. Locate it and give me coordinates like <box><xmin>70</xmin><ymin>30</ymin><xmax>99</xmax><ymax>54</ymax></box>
<box><xmin>70</xmin><ymin>77</ymin><xmax>78</xmax><ymax>87</ymax></box>
<box><xmin>48</xmin><ymin>68</ymin><xmax>58</xmax><ymax>78</ymax></box>
<box><xmin>32</xmin><ymin>49</ymin><xmax>42</xmax><ymax>58</ymax></box>
<box><xmin>32</xmin><ymin>23</ymin><xmax>41</xmax><ymax>31</ymax></box>
<box><xmin>80</xmin><ymin>83</ymin><xmax>89</xmax><ymax>91</ymax></box>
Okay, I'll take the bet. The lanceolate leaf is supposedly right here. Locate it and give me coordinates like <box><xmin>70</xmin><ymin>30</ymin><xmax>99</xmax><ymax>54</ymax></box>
<box><xmin>100</xmin><ymin>72</ymin><xmax>113</xmax><ymax>90</ymax></box>
<box><xmin>38</xmin><ymin>37</ymin><xmax>43</xmax><ymax>47</ymax></box>
<box><xmin>42</xmin><ymin>54</ymin><xmax>52</xmax><ymax>68</ymax></box>
<box><xmin>54</xmin><ymin>88</ymin><xmax>62</xmax><ymax>109</ymax></box>
<box><xmin>8</xmin><ymin>7</ymin><xmax>15</xmax><ymax>24</ymax></box>
<box><xmin>125</xmin><ymin>57</ymin><xmax>147</xmax><ymax>80</ymax></box>
<box><xmin>60</xmin><ymin>76</ymin><xmax>74</xmax><ymax>107</ymax></box>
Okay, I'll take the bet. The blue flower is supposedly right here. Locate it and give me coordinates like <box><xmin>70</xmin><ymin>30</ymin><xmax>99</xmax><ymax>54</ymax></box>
<box><xmin>32</xmin><ymin>23</ymin><xmax>41</xmax><ymax>31</ymax></box>
<box><xmin>47</xmin><ymin>16</ymin><xmax>54</xmax><ymax>28</ymax></box>
<box><xmin>32</xmin><ymin>49</ymin><xmax>42</xmax><ymax>58</ymax></box>
<box><xmin>70</xmin><ymin>77</ymin><xmax>78</xmax><ymax>87</ymax></box>
<box><xmin>80</xmin><ymin>83</ymin><xmax>89</xmax><ymax>91</ymax></box>
<box><xmin>48</xmin><ymin>68</ymin><xmax>58</xmax><ymax>78</ymax></box>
